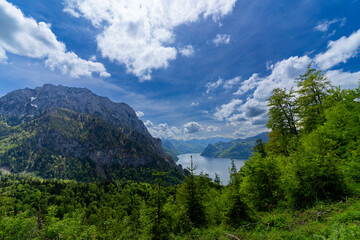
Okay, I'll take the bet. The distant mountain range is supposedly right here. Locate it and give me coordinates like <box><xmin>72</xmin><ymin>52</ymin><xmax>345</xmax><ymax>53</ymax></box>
<box><xmin>162</xmin><ymin>137</ymin><xmax>233</xmax><ymax>159</ymax></box>
<box><xmin>201</xmin><ymin>132</ymin><xmax>269</xmax><ymax>159</ymax></box>
<box><xmin>0</xmin><ymin>84</ymin><xmax>181</xmax><ymax>183</ymax></box>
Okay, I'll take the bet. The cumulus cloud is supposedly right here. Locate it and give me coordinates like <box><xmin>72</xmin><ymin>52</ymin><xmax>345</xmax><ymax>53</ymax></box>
<box><xmin>64</xmin><ymin>0</ymin><xmax>237</xmax><ymax>80</ymax></box>
<box><xmin>233</xmin><ymin>73</ymin><xmax>261</xmax><ymax>95</ymax></box>
<box><xmin>206</xmin><ymin>78</ymin><xmax>223</xmax><ymax>94</ymax></box>
<box><xmin>252</xmin><ymin>56</ymin><xmax>311</xmax><ymax>100</ymax></box>
<box><xmin>241</xmin><ymin>98</ymin><xmax>267</xmax><ymax>118</ymax></box>
<box><xmin>223</xmin><ymin>76</ymin><xmax>241</xmax><ymax>89</ymax></box>
<box><xmin>213</xmin><ymin>28</ymin><xmax>360</xmax><ymax>137</ymax></box>
<box><xmin>315</xmin><ymin>29</ymin><xmax>360</xmax><ymax>70</ymax></box>
<box><xmin>179</xmin><ymin>45</ymin><xmax>195</xmax><ymax>57</ymax></box>
<box><xmin>206</xmin><ymin>126</ymin><xmax>220</xmax><ymax>132</ymax></box>
<box><xmin>213</xmin><ymin>56</ymin><xmax>311</xmax><ymax>136</ymax></box>
<box><xmin>135</xmin><ymin>111</ymin><xmax>144</xmax><ymax>118</ymax></box>
<box><xmin>0</xmin><ymin>0</ymin><xmax>109</xmax><ymax>78</ymax></box>
<box><xmin>213</xmin><ymin>34</ymin><xmax>231</xmax><ymax>46</ymax></box>
<box><xmin>214</xmin><ymin>99</ymin><xmax>243</xmax><ymax>121</ymax></box>
<box><xmin>144</xmin><ymin>120</ymin><xmax>153</xmax><ymax>128</ymax></box>
<box><xmin>146</xmin><ymin>122</ymin><xmax>181</xmax><ymax>139</ymax></box>
<box><xmin>326</xmin><ymin>69</ymin><xmax>360</xmax><ymax>89</ymax></box>
<box><xmin>184</xmin><ymin>122</ymin><xmax>202</xmax><ymax>134</ymax></box>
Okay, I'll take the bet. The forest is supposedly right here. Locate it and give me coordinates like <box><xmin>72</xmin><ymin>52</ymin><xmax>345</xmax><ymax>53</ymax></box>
<box><xmin>1</xmin><ymin>65</ymin><xmax>360</xmax><ymax>239</ymax></box>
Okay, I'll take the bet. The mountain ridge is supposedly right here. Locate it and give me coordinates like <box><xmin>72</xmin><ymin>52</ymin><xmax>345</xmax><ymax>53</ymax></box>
<box><xmin>0</xmin><ymin>85</ymin><xmax>182</xmax><ymax>183</ymax></box>
<box><xmin>0</xmin><ymin>84</ymin><xmax>150</xmax><ymax>136</ymax></box>
<box><xmin>162</xmin><ymin>137</ymin><xmax>233</xmax><ymax>158</ymax></box>
<box><xmin>201</xmin><ymin>132</ymin><xmax>269</xmax><ymax>159</ymax></box>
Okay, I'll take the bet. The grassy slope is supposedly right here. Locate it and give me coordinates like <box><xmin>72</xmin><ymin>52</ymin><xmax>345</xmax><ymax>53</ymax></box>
<box><xmin>174</xmin><ymin>198</ymin><xmax>360</xmax><ymax>239</ymax></box>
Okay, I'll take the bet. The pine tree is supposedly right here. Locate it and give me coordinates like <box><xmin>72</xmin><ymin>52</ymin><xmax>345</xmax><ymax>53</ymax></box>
<box><xmin>150</xmin><ymin>156</ymin><xmax>168</xmax><ymax>240</ymax></box>
<box><xmin>183</xmin><ymin>156</ymin><xmax>206</xmax><ymax>228</ymax></box>
<box><xmin>226</xmin><ymin>159</ymin><xmax>249</xmax><ymax>226</ymax></box>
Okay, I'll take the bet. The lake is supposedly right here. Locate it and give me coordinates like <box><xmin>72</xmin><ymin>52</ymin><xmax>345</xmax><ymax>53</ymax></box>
<box><xmin>177</xmin><ymin>153</ymin><xmax>247</xmax><ymax>185</ymax></box>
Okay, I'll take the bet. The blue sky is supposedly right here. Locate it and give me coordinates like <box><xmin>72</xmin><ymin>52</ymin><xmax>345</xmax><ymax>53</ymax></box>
<box><xmin>0</xmin><ymin>0</ymin><xmax>360</xmax><ymax>140</ymax></box>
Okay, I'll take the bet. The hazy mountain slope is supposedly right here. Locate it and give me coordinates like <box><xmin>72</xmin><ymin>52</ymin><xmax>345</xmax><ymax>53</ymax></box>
<box><xmin>162</xmin><ymin>137</ymin><xmax>233</xmax><ymax>156</ymax></box>
<box><xmin>201</xmin><ymin>132</ymin><xmax>269</xmax><ymax>159</ymax></box>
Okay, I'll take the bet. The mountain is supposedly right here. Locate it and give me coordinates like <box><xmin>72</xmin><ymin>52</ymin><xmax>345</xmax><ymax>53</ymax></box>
<box><xmin>0</xmin><ymin>84</ymin><xmax>182</xmax><ymax>183</ymax></box>
<box><xmin>0</xmin><ymin>84</ymin><xmax>150</xmax><ymax>135</ymax></box>
<box><xmin>201</xmin><ymin>132</ymin><xmax>269</xmax><ymax>159</ymax></box>
<box><xmin>162</xmin><ymin>137</ymin><xmax>233</xmax><ymax>158</ymax></box>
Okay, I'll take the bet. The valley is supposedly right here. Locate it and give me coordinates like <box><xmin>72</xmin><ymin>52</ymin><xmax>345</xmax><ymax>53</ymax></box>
<box><xmin>1</xmin><ymin>1</ymin><xmax>359</xmax><ymax>238</ymax></box>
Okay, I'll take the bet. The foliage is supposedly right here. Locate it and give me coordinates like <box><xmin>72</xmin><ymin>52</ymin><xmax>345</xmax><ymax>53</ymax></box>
<box><xmin>0</xmin><ymin>68</ymin><xmax>360</xmax><ymax>239</ymax></box>
<box><xmin>296</xmin><ymin>64</ymin><xmax>332</xmax><ymax>133</ymax></box>
<box><xmin>0</xmin><ymin>108</ymin><xmax>183</xmax><ymax>184</ymax></box>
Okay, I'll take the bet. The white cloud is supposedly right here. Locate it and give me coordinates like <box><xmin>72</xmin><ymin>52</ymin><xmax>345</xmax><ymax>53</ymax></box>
<box><xmin>214</xmin><ymin>99</ymin><xmax>243</xmax><ymax>121</ymax></box>
<box><xmin>234</xmin><ymin>73</ymin><xmax>261</xmax><ymax>95</ymax></box>
<box><xmin>146</xmin><ymin>122</ymin><xmax>181</xmax><ymax>139</ymax></box>
<box><xmin>206</xmin><ymin>78</ymin><xmax>223</xmax><ymax>94</ymax></box>
<box><xmin>252</xmin><ymin>56</ymin><xmax>311</xmax><ymax>100</ymax></box>
<box><xmin>184</xmin><ymin>122</ymin><xmax>202</xmax><ymax>134</ymax></box>
<box><xmin>135</xmin><ymin>111</ymin><xmax>144</xmax><ymax>117</ymax></box>
<box><xmin>314</xmin><ymin>18</ymin><xmax>346</xmax><ymax>32</ymax></box>
<box><xmin>144</xmin><ymin>120</ymin><xmax>153</xmax><ymax>128</ymax></box>
<box><xmin>206</xmin><ymin>126</ymin><xmax>220</xmax><ymax>132</ymax></box>
<box><xmin>64</xmin><ymin>0</ymin><xmax>237</xmax><ymax>80</ymax></box>
<box><xmin>326</xmin><ymin>69</ymin><xmax>360</xmax><ymax>89</ymax></box>
<box><xmin>315</xmin><ymin>19</ymin><xmax>338</xmax><ymax>32</ymax></box>
<box><xmin>213</xmin><ymin>56</ymin><xmax>311</xmax><ymax>137</ymax></box>
<box><xmin>211</xmin><ymin>28</ymin><xmax>360</xmax><ymax>137</ymax></box>
<box><xmin>315</xmin><ymin>29</ymin><xmax>360</xmax><ymax>70</ymax></box>
<box><xmin>45</xmin><ymin>51</ymin><xmax>109</xmax><ymax>78</ymax></box>
<box><xmin>340</xmin><ymin>18</ymin><xmax>347</xmax><ymax>27</ymax></box>
<box><xmin>99</xmin><ymin>71</ymin><xmax>111</xmax><ymax>78</ymax></box>
<box><xmin>191</xmin><ymin>101</ymin><xmax>199</xmax><ymax>106</ymax></box>
<box><xmin>213</xmin><ymin>34</ymin><xmax>231</xmax><ymax>46</ymax></box>
<box><xmin>233</xmin><ymin>124</ymin><xmax>268</xmax><ymax>138</ymax></box>
<box><xmin>239</xmin><ymin>98</ymin><xmax>267</xmax><ymax>118</ymax></box>
<box><xmin>89</xmin><ymin>55</ymin><xmax>97</xmax><ymax>61</ymax></box>
<box><xmin>223</xmin><ymin>76</ymin><xmax>241</xmax><ymax>89</ymax></box>
<box><xmin>63</xmin><ymin>7</ymin><xmax>81</xmax><ymax>18</ymax></box>
<box><xmin>0</xmin><ymin>0</ymin><xmax>109</xmax><ymax>78</ymax></box>
<box><xmin>179</xmin><ymin>45</ymin><xmax>195</xmax><ymax>57</ymax></box>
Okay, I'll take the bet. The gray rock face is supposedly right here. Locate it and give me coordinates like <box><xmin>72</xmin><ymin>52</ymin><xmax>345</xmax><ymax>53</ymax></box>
<box><xmin>0</xmin><ymin>84</ymin><xmax>150</xmax><ymax>136</ymax></box>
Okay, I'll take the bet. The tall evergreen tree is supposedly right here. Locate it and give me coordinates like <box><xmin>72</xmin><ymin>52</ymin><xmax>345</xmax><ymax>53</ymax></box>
<box><xmin>149</xmin><ymin>157</ymin><xmax>169</xmax><ymax>240</ymax></box>
<box><xmin>226</xmin><ymin>159</ymin><xmax>249</xmax><ymax>226</ymax></box>
<box><xmin>183</xmin><ymin>156</ymin><xmax>206</xmax><ymax>228</ymax></box>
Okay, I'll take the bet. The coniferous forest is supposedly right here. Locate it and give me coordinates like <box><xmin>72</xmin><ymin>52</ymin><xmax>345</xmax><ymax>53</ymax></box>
<box><xmin>1</xmin><ymin>66</ymin><xmax>360</xmax><ymax>239</ymax></box>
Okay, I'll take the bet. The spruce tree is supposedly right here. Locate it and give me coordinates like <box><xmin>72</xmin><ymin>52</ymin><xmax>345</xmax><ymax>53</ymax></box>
<box><xmin>183</xmin><ymin>156</ymin><xmax>205</xmax><ymax>228</ymax></box>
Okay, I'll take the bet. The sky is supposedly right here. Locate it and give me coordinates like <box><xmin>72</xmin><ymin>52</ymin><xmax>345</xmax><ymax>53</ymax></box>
<box><xmin>0</xmin><ymin>0</ymin><xmax>360</xmax><ymax>140</ymax></box>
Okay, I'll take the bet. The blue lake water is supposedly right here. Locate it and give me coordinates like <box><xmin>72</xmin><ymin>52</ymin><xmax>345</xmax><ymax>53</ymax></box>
<box><xmin>177</xmin><ymin>153</ymin><xmax>247</xmax><ymax>185</ymax></box>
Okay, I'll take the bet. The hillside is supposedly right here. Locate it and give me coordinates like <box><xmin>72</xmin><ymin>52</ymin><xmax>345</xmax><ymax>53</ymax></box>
<box><xmin>0</xmin><ymin>85</ymin><xmax>182</xmax><ymax>183</ymax></box>
<box><xmin>201</xmin><ymin>132</ymin><xmax>268</xmax><ymax>159</ymax></box>
<box><xmin>1</xmin><ymin>68</ymin><xmax>360</xmax><ymax>240</ymax></box>
<box><xmin>162</xmin><ymin>137</ymin><xmax>233</xmax><ymax>158</ymax></box>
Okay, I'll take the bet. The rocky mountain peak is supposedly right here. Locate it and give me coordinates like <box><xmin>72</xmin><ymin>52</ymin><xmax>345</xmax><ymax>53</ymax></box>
<box><xmin>0</xmin><ymin>84</ymin><xmax>150</xmax><ymax>136</ymax></box>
